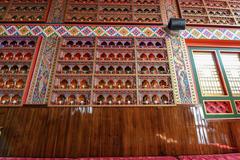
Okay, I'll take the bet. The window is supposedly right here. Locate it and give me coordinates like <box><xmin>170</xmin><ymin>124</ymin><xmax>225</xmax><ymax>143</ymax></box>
<box><xmin>193</xmin><ymin>52</ymin><xmax>226</xmax><ymax>96</ymax></box>
<box><xmin>189</xmin><ymin>47</ymin><xmax>240</xmax><ymax>119</ymax></box>
<box><xmin>221</xmin><ymin>53</ymin><xmax>240</xmax><ymax>96</ymax></box>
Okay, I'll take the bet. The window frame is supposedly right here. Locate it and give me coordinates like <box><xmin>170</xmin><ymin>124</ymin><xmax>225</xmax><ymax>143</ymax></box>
<box><xmin>191</xmin><ymin>50</ymin><xmax>229</xmax><ymax>97</ymax></box>
<box><xmin>189</xmin><ymin>47</ymin><xmax>240</xmax><ymax>119</ymax></box>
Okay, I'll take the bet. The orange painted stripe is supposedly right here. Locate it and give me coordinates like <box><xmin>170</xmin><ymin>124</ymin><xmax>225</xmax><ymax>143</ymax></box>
<box><xmin>185</xmin><ymin>39</ymin><xmax>240</xmax><ymax>48</ymax></box>
<box><xmin>45</xmin><ymin>0</ymin><xmax>53</xmax><ymax>22</ymax></box>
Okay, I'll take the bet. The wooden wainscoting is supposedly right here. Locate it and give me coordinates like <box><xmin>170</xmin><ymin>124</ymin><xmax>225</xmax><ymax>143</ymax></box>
<box><xmin>0</xmin><ymin>106</ymin><xmax>239</xmax><ymax>157</ymax></box>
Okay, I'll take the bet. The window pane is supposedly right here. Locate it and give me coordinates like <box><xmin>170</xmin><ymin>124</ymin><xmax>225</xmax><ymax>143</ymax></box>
<box><xmin>193</xmin><ymin>52</ymin><xmax>225</xmax><ymax>96</ymax></box>
<box><xmin>221</xmin><ymin>53</ymin><xmax>240</xmax><ymax>96</ymax></box>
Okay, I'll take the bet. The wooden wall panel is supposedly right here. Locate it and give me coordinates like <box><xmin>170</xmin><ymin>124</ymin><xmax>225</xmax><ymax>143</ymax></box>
<box><xmin>0</xmin><ymin>106</ymin><xmax>239</xmax><ymax>157</ymax></box>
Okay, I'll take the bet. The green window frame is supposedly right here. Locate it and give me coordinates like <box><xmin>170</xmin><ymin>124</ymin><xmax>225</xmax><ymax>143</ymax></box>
<box><xmin>189</xmin><ymin>47</ymin><xmax>240</xmax><ymax>119</ymax></box>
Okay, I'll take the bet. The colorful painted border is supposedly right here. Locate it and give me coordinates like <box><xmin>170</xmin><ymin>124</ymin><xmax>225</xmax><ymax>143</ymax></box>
<box><xmin>1</xmin><ymin>25</ymin><xmax>240</xmax><ymax>40</ymax></box>
<box><xmin>167</xmin><ymin>36</ymin><xmax>196</xmax><ymax>104</ymax></box>
<box><xmin>181</xmin><ymin>27</ymin><xmax>240</xmax><ymax>40</ymax></box>
<box><xmin>47</xmin><ymin>0</ymin><xmax>66</xmax><ymax>23</ymax></box>
<box><xmin>0</xmin><ymin>25</ymin><xmax>166</xmax><ymax>38</ymax></box>
<box><xmin>26</xmin><ymin>37</ymin><xmax>59</xmax><ymax>105</ymax></box>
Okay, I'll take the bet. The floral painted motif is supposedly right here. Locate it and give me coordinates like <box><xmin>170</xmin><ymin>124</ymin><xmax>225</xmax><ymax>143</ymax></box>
<box><xmin>27</xmin><ymin>37</ymin><xmax>59</xmax><ymax>104</ymax></box>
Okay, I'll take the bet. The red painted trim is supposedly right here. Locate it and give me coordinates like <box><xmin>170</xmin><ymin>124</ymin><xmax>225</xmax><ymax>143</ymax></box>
<box><xmin>185</xmin><ymin>39</ymin><xmax>240</xmax><ymax>48</ymax></box>
<box><xmin>186</xmin><ymin>23</ymin><xmax>240</xmax><ymax>29</ymax></box>
<box><xmin>44</xmin><ymin>0</ymin><xmax>53</xmax><ymax>22</ymax></box>
<box><xmin>0</xmin><ymin>23</ymin><xmax>165</xmax><ymax>27</ymax></box>
<box><xmin>22</xmin><ymin>37</ymin><xmax>43</xmax><ymax>105</ymax></box>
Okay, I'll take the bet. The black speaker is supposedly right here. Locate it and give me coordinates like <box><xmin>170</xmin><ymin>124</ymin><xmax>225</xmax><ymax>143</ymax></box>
<box><xmin>168</xmin><ymin>18</ymin><xmax>186</xmax><ymax>30</ymax></box>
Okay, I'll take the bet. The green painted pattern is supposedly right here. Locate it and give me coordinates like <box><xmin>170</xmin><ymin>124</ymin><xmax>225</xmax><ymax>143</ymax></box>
<box><xmin>189</xmin><ymin>47</ymin><xmax>240</xmax><ymax>119</ymax></box>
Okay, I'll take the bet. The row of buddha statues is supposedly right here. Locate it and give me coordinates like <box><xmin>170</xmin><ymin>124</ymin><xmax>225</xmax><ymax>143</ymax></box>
<box><xmin>51</xmin><ymin>92</ymin><xmax>172</xmax><ymax>105</ymax></box>
<box><xmin>0</xmin><ymin>40</ymin><xmax>36</xmax><ymax>47</ymax></box>
<box><xmin>60</xmin><ymin>52</ymin><xmax>166</xmax><ymax>61</ymax></box>
<box><xmin>0</xmin><ymin>52</ymin><xmax>32</xmax><ymax>61</ymax></box>
<box><xmin>57</xmin><ymin>64</ymin><xmax>168</xmax><ymax>74</ymax></box>
<box><xmin>63</xmin><ymin>39</ymin><xmax>165</xmax><ymax>48</ymax></box>
<box><xmin>54</xmin><ymin>78</ymin><xmax>170</xmax><ymax>89</ymax></box>
<box><xmin>0</xmin><ymin>78</ymin><xmax>25</xmax><ymax>89</ymax></box>
<box><xmin>0</xmin><ymin>65</ymin><xmax>29</xmax><ymax>74</ymax></box>
<box><xmin>0</xmin><ymin>94</ymin><xmax>21</xmax><ymax>105</ymax></box>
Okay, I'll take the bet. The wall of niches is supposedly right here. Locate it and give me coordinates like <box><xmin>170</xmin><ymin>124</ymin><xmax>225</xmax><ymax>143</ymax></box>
<box><xmin>64</xmin><ymin>0</ymin><xmax>165</xmax><ymax>24</ymax></box>
<box><xmin>2</xmin><ymin>0</ymin><xmax>240</xmax><ymax>27</ymax></box>
<box><xmin>48</xmin><ymin>37</ymin><xmax>174</xmax><ymax>107</ymax></box>
<box><xmin>2</xmin><ymin>25</ymin><xmax>240</xmax><ymax>119</ymax></box>
<box><xmin>1</xmin><ymin>0</ymin><xmax>240</xmax><ymax>119</ymax></box>
<box><xmin>0</xmin><ymin>25</ymin><xmax>197</xmax><ymax>107</ymax></box>
<box><xmin>178</xmin><ymin>0</ymin><xmax>240</xmax><ymax>26</ymax></box>
<box><xmin>0</xmin><ymin>0</ymin><xmax>179</xmax><ymax>24</ymax></box>
<box><xmin>0</xmin><ymin>0</ymin><xmax>51</xmax><ymax>23</ymax></box>
<box><xmin>0</xmin><ymin>36</ymin><xmax>41</xmax><ymax>106</ymax></box>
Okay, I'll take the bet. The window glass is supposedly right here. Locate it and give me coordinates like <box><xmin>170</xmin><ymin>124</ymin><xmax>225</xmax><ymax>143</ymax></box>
<box><xmin>221</xmin><ymin>53</ymin><xmax>240</xmax><ymax>96</ymax></box>
<box><xmin>193</xmin><ymin>52</ymin><xmax>225</xmax><ymax>96</ymax></box>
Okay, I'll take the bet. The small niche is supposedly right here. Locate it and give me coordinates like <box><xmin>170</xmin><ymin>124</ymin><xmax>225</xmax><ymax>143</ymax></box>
<box><xmin>20</xmin><ymin>65</ymin><xmax>29</xmax><ymax>74</ymax></box>
<box><xmin>11</xmin><ymin>94</ymin><xmax>21</xmax><ymax>105</ymax></box>
<box><xmin>78</xmin><ymin>95</ymin><xmax>87</xmax><ymax>105</ymax></box>
<box><xmin>82</xmin><ymin>65</ymin><xmax>90</xmax><ymax>74</ymax></box>
<box><xmin>97</xmin><ymin>95</ymin><xmax>105</xmax><ymax>104</ymax></box>
<box><xmin>143</xmin><ymin>95</ymin><xmax>150</xmax><ymax>104</ymax></box>
<box><xmin>152</xmin><ymin>95</ymin><xmax>159</xmax><ymax>104</ymax></box>
<box><xmin>125</xmin><ymin>95</ymin><xmax>132</xmax><ymax>104</ymax></box>
<box><xmin>98</xmin><ymin>80</ymin><xmax>106</xmax><ymax>88</ymax></box>
<box><xmin>68</xmin><ymin>95</ymin><xmax>76</xmax><ymax>105</ymax></box>
<box><xmin>24</xmin><ymin>53</ymin><xmax>32</xmax><ymax>60</ymax></box>
<box><xmin>70</xmin><ymin>79</ymin><xmax>78</xmax><ymax>89</ymax></box>
<box><xmin>10</xmin><ymin>65</ymin><xmax>19</xmax><ymax>73</ymax></box>
<box><xmin>60</xmin><ymin>79</ymin><xmax>68</xmax><ymax>89</ymax></box>
<box><xmin>72</xmin><ymin>65</ymin><xmax>80</xmax><ymax>73</ymax></box>
<box><xmin>16</xmin><ymin>79</ymin><xmax>24</xmax><ymax>88</ymax></box>
<box><xmin>64</xmin><ymin>53</ymin><xmax>72</xmax><ymax>60</ymax></box>
<box><xmin>1</xmin><ymin>94</ymin><xmax>10</xmax><ymax>104</ymax></box>
<box><xmin>116</xmin><ymin>95</ymin><xmax>123</xmax><ymax>104</ymax></box>
<box><xmin>107</xmin><ymin>95</ymin><xmax>114</xmax><ymax>104</ymax></box>
<box><xmin>56</xmin><ymin>94</ymin><xmax>66</xmax><ymax>105</ymax></box>
<box><xmin>80</xmin><ymin>79</ymin><xmax>88</xmax><ymax>88</ymax></box>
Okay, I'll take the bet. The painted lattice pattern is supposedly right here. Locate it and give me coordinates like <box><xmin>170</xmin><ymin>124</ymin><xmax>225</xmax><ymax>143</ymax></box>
<box><xmin>0</xmin><ymin>25</ymin><xmax>166</xmax><ymax>37</ymax></box>
<box><xmin>1</xmin><ymin>25</ymin><xmax>240</xmax><ymax>41</ymax></box>
<box><xmin>181</xmin><ymin>28</ymin><xmax>240</xmax><ymax>40</ymax></box>
<box><xmin>204</xmin><ymin>101</ymin><xmax>233</xmax><ymax>114</ymax></box>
